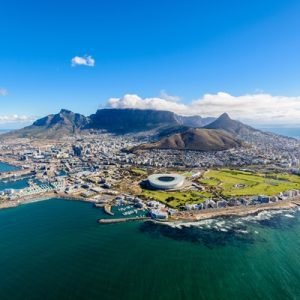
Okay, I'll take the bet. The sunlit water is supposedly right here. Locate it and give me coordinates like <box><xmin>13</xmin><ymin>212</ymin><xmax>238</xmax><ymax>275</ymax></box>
<box><xmin>0</xmin><ymin>162</ymin><xmax>28</xmax><ymax>191</ymax></box>
<box><xmin>0</xmin><ymin>162</ymin><xmax>19</xmax><ymax>173</ymax></box>
<box><xmin>0</xmin><ymin>198</ymin><xmax>300</xmax><ymax>300</ymax></box>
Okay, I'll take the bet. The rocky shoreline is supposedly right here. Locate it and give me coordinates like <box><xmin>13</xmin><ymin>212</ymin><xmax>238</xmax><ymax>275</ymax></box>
<box><xmin>1</xmin><ymin>192</ymin><xmax>300</xmax><ymax>225</ymax></box>
<box><xmin>170</xmin><ymin>198</ymin><xmax>300</xmax><ymax>222</ymax></box>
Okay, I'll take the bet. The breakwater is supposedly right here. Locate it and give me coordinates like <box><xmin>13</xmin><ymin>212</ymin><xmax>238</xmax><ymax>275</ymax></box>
<box><xmin>98</xmin><ymin>216</ymin><xmax>149</xmax><ymax>224</ymax></box>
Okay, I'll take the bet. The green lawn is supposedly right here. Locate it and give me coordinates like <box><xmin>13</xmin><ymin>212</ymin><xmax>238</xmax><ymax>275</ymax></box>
<box><xmin>141</xmin><ymin>189</ymin><xmax>212</xmax><ymax>208</ymax></box>
<box><xmin>131</xmin><ymin>168</ymin><xmax>148</xmax><ymax>176</ymax></box>
<box><xmin>139</xmin><ymin>169</ymin><xmax>300</xmax><ymax>208</ymax></box>
<box><xmin>199</xmin><ymin>169</ymin><xmax>300</xmax><ymax>197</ymax></box>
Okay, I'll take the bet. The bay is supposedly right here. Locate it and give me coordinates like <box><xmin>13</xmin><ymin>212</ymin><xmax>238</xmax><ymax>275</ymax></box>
<box><xmin>0</xmin><ymin>199</ymin><xmax>299</xmax><ymax>300</ymax></box>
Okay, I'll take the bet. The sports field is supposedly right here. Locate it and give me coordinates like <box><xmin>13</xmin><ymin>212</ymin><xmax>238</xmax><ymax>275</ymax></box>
<box><xmin>199</xmin><ymin>169</ymin><xmax>300</xmax><ymax>197</ymax></box>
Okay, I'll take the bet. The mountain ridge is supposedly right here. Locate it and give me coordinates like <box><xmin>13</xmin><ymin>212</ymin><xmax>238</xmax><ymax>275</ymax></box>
<box><xmin>1</xmin><ymin>108</ymin><xmax>216</xmax><ymax>139</ymax></box>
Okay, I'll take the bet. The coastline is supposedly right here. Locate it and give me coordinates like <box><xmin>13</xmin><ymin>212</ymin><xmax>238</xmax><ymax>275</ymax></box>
<box><xmin>0</xmin><ymin>192</ymin><xmax>99</xmax><ymax>210</ymax></box>
<box><xmin>1</xmin><ymin>190</ymin><xmax>300</xmax><ymax>224</ymax></box>
<box><xmin>169</xmin><ymin>198</ymin><xmax>300</xmax><ymax>223</ymax></box>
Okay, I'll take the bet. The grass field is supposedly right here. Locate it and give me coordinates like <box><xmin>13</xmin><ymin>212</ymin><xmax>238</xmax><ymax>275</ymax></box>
<box><xmin>141</xmin><ymin>190</ymin><xmax>212</xmax><ymax>208</ymax></box>
<box><xmin>131</xmin><ymin>168</ymin><xmax>148</xmax><ymax>176</ymax></box>
<box><xmin>139</xmin><ymin>168</ymin><xmax>300</xmax><ymax>208</ymax></box>
<box><xmin>199</xmin><ymin>169</ymin><xmax>300</xmax><ymax>197</ymax></box>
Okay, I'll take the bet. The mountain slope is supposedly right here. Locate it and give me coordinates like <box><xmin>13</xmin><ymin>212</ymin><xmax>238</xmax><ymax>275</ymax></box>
<box><xmin>133</xmin><ymin>128</ymin><xmax>242</xmax><ymax>152</ymax></box>
<box><xmin>176</xmin><ymin>115</ymin><xmax>216</xmax><ymax>128</ymax></box>
<box><xmin>87</xmin><ymin>108</ymin><xmax>179</xmax><ymax>133</ymax></box>
<box><xmin>87</xmin><ymin>108</ymin><xmax>215</xmax><ymax>133</ymax></box>
<box><xmin>2</xmin><ymin>109</ymin><xmax>89</xmax><ymax>139</ymax></box>
<box><xmin>204</xmin><ymin>113</ymin><xmax>258</xmax><ymax>135</ymax></box>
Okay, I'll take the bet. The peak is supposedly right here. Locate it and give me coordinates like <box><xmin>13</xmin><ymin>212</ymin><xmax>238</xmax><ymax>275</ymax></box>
<box><xmin>60</xmin><ymin>109</ymin><xmax>73</xmax><ymax>114</ymax></box>
<box><xmin>218</xmin><ymin>112</ymin><xmax>231</xmax><ymax>120</ymax></box>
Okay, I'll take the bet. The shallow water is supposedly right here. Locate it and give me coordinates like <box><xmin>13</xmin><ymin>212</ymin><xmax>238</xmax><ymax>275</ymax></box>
<box><xmin>0</xmin><ymin>178</ymin><xmax>29</xmax><ymax>191</ymax></box>
<box><xmin>0</xmin><ymin>199</ymin><xmax>300</xmax><ymax>300</ymax></box>
<box><xmin>0</xmin><ymin>162</ymin><xmax>19</xmax><ymax>172</ymax></box>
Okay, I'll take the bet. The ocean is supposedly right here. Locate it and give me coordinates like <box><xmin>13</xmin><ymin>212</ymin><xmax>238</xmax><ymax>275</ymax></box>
<box><xmin>0</xmin><ymin>198</ymin><xmax>299</xmax><ymax>300</ymax></box>
<box><xmin>0</xmin><ymin>161</ymin><xmax>19</xmax><ymax>172</ymax></box>
<box><xmin>258</xmin><ymin>127</ymin><xmax>300</xmax><ymax>139</ymax></box>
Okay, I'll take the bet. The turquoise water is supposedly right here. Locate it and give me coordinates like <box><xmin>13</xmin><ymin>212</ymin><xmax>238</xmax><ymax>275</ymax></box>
<box><xmin>0</xmin><ymin>178</ymin><xmax>29</xmax><ymax>191</ymax></box>
<box><xmin>0</xmin><ymin>199</ymin><xmax>300</xmax><ymax>300</ymax></box>
<box><xmin>0</xmin><ymin>162</ymin><xmax>28</xmax><ymax>190</ymax></box>
<box><xmin>0</xmin><ymin>162</ymin><xmax>19</xmax><ymax>172</ymax></box>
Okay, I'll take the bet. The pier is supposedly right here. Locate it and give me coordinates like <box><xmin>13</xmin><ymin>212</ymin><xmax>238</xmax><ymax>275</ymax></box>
<box><xmin>103</xmin><ymin>204</ymin><xmax>114</xmax><ymax>216</ymax></box>
<box><xmin>0</xmin><ymin>169</ymin><xmax>34</xmax><ymax>180</ymax></box>
<box><xmin>98</xmin><ymin>217</ymin><xmax>150</xmax><ymax>224</ymax></box>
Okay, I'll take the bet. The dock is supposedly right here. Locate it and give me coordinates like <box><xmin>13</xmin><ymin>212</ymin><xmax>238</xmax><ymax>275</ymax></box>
<box><xmin>103</xmin><ymin>204</ymin><xmax>114</xmax><ymax>216</ymax></box>
<box><xmin>93</xmin><ymin>203</ymin><xmax>105</xmax><ymax>208</ymax></box>
<box><xmin>0</xmin><ymin>169</ymin><xmax>34</xmax><ymax>180</ymax></box>
<box><xmin>98</xmin><ymin>217</ymin><xmax>150</xmax><ymax>224</ymax></box>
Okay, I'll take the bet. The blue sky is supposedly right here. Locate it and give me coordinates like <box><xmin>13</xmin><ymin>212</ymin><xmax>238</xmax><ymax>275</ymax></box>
<box><xmin>1</xmin><ymin>0</ymin><xmax>300</xmax><ymax>127</ymax></box>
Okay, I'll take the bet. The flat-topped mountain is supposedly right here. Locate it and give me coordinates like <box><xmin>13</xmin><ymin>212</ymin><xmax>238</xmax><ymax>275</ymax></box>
<box><xmin>133</xmin><ymin>128</ymin><xmax>242</xmax><ymax>152</ymax></box>
<box><xmin>1</xmin><ymin>108</ymin><xmax>291</xmax><ymax>148</ymax></box>
<box><xmin>87</xmin><ymin>108</ymin><xmax>214</xmax><ymax>133</ymax></box>
<box><xmin>87</xmin><ymin>108</ymin><xmax>179</xmax><ymax>133</ymax></box>
<box><xmin>2</xmin><ymin>108</ymin><xmax>216</xmax><ymax>139</ymax></box>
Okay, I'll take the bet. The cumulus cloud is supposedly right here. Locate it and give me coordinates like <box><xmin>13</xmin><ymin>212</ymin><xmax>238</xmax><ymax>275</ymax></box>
<box><xmin>0</xmin><ymin>88</ymin><xmax>8</xmax><ymax>96</ymax></box>
<box><xmin>0</xmin><ymin>114</ymin><xmax>36</xmax><ymax>124</ymax></box>
<box><xmin>159</xmin><ymin>90</ymin><xmax>181</xmax><ymax>102</ymax></box>
<box><xmin>107</xmin><ymin>94</ymin><xmax>189</xmax><ymax>114</ymax></box>
<box><xmin>106</xmin><ymin>92</ymin><xmax>300</xmax><ymax>125</ymax></box>
<box><xmin>71</xmin><ymin>55</ymin><xmax>95</xmax><ymax>67</ymax></box>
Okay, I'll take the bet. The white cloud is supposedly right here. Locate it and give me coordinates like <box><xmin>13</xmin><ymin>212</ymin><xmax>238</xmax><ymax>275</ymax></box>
<box><xmin>71</xmin><ymin>55</ymin><xmax>95</xmax><ymax>67</ymax></box>
<box><xmin>107</xmin><ymin>94</ymin><xmax>188</xmax><ymax>114</ymax></box>
<box><xmin>159</xmin><ymin>90</ymin><xmax>181</xmax><ymax>102</ymax></box>
<box><xmin>0</xmin><ymin>88</ymin><xmax>8</xmax><ymax>96</ymax></box>
<box><xmin>0</xmin><ymin>114</ymin><xmax>36</xmax><ymax>124</ymax></box>
<box><xmin>106</xmin><ymin>92</ymin><xmax>300</xmax><ymax>125</ymax></box>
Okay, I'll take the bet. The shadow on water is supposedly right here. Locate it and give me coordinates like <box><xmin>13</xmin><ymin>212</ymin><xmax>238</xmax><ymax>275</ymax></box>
<box><xmin>139</xmin><ymin>210</ymin><xmax>300</xmax><ymax>248</ymax></box>
<box><xmin>256</xmin><ymin>210</ymin><xmax>300</xmax><ymax>230</ymax></box>
<box><xmin>139</xmin><ymin>220</ymin><xmax>258</xmax><ymax>248</ymax></box>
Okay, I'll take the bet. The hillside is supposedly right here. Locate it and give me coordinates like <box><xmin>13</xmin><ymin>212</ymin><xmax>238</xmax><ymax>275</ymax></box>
<box><xmin>87</xmin><ymin>108</ymin><xmax>215</xmax><ymax>133</ymax></box>
<box><xmin>204</xmin><ymin>112</ymin><xmax>258</xmax><ymax>135</ymax></box>
<box><xmin>87</xmin><ymin>108</ymin><xmax>180</xmax><ymax>133</ymax></box>
<box><xmin>2</xmin><ymin>109</ymin><xmax>89</xmax><ymax>139</ymax></box>
<box><xmin>133</xmin><ymin>128</ymin><xmax>243</xmax><ymax>152</ymax></box>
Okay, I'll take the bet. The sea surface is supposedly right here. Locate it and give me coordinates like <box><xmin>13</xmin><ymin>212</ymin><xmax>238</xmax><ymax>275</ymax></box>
<box><xmin>259</xmin><ymin>127</ymin><xmax>300</xmax><ymax>139</ymax></box>
<box><xmin>0</xmin><ymin>161</ymin><xmax>19</xmax><ymax>172</ymax></box>
<box><xmin>0</xmin><ymin>178</ymin><xmax>29</xmax><ymax>191</ymax></box>
<box><xmin>0</xmin><ymin>198</ymin><xmax>300</xmax><ymax>300</ymax></box>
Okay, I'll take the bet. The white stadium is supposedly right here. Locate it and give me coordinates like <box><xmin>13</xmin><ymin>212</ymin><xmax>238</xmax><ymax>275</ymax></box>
<box><xmin>148</xmin><ymin>174</ymin><xmax>185</xmax><ymax>190</ymax></box>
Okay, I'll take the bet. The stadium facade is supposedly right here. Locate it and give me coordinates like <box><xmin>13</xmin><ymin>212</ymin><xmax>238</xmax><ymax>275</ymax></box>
<box><xmin>148</xmin><ymin>174</ymin><xmax>185</xmax><ymax>190</ymax></box>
